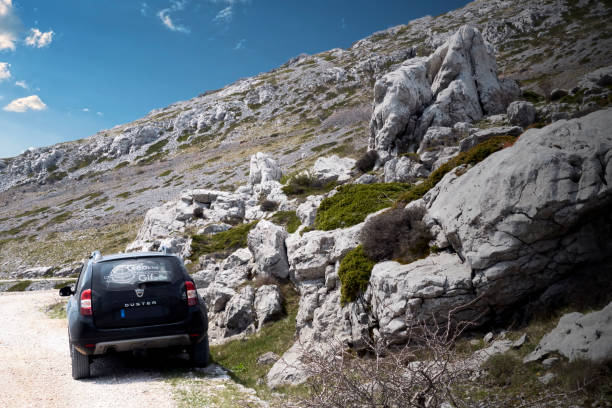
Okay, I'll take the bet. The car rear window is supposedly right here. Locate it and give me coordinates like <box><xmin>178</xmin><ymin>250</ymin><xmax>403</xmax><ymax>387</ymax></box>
<box><xmin>93</xmin><ymin>257</ymin><xmax>182</xmax><ymax>291</ymax></box>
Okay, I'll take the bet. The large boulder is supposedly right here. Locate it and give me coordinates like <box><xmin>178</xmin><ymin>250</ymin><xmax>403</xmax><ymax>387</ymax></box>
<box><xmin>524</xmin><ymin>301</ymin><xmax>612</xmax><ymax>364</ymax></box>
<box><xmin>248</xmin><ymin>152</ymin><xmax>282</xmax><ymax>185</ymax></box>
<box><xmin>296</xmin><ymin>195</ymin><xmax>324</xmax><ymax>227</ymax></box>
<box><xmin>425</xmin><ymin>108</ymin><xmax>612</xmax><ymax>307</ymax></box>
<box><xmin>366</xmin><ymin>253</ymin><xmax>477</xmax><ymax>343</ymax></box>
<box><xmin>369</xmin><ymin>25</ymin><xmax>519</xmax><ymax>163</ymax></box>
<box><xmin>507</xmin><ymin>101</ymin><xmax>536</xmax><ymax>128</ymax></box>
<box><xmin>247</xmin><ymin>220</ymin><xmax>289</xmax><ymax>279</ymax></box>
<box><xmin>368</xmin><ymin>57</ymin><xmax>433</xmax><ymax>162</ymax></box>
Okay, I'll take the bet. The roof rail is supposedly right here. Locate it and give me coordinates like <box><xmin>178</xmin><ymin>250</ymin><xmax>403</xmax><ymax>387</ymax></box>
<box><xmin>159</xmin><ymin>246</ymin><xmax>169</xmax><ymax>254</ymax></box>
<box><xmin>90</xmin><ymin>250</ymin><xmax>102</xmax><ymax>260</ymax></box>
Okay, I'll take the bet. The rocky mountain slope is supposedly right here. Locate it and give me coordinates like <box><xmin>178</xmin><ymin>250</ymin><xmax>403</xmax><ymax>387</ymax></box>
<box><xmin>1</xmin><ymin>0</ymin><xmax>611</xmax><ymax>275</ymax></box>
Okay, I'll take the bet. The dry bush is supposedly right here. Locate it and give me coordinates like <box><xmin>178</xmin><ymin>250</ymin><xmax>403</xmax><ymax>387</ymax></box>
<box><xmin>260</xmin><ymin>199</ymin><xmax>279</xmax><ymax>212</ymax></box>
<box><xmin>360</xmin><ymin>205</ymin><xmax>432</xmax><ymax>263</ymax></box>
<box><xmin>356</xmin><ymin>150</ymin><xmax>378</xmax><ymax>173</ymax></box>
<box><xmin>253</xmin><ymin>274</ymin><xmax>280</xmax><ymax>288</ymax></box>
<box><xmin>296</xmin><ymin>314</ymin><xmax>474</xmax><ymax>408</ymax></box>
<box><xmin>193</xmin><ymin>206</ymin><xmax>204</xmax><ymax>218</ymax></box>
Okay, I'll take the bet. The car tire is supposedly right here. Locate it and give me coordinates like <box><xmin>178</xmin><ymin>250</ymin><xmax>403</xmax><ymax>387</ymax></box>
<box><xmin>71</xmin><ymin>344</ymin><xmax>91</xmax><ymax>379</ymax></box>
<box><xmin>190</xmin><ymin>335</ymin><xmax>209</xmax><ymax>367</ymax></box>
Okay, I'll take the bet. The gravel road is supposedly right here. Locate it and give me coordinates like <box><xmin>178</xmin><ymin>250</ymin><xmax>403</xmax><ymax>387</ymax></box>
<box><xmin>0</xmin><ymin>290</ymin><xmax>266</xmax><ymax>408</ymax></box>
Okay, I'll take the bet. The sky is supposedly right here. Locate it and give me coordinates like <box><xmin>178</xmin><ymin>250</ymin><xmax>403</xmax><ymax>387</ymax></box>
<box><xmin>0</xmin><ymin>0</ymin><xmax>468</xmax><ymax>158</ymax></box>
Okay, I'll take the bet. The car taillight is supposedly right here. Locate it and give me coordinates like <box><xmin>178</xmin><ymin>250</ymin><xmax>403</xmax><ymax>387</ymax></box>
<box><xmin>80</xmin><ymin>289</ymin><xmax>92</xmax><ymax>316</ymax></box>
<box><xmin>185</xmin><ymin>281</ymin><xmax>197</xmax><ymax>306</ymax></box>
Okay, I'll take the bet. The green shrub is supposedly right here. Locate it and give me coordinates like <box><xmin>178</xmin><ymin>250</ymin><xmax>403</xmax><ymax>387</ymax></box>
<box><xmin>260</xmin><ymin>199</ymin><xmax>279</xmax><ymax>212</ymax></box>
<box><xmin>144</xmin><ymin>139</ymin><xmax>169</xmax><ymax>156</ymax></box>
<box><xmin>47</xmin><ymin>171</ymin><xmax>68</xmax><ymax>183</ymax></box>
<box><xmin>396</xmin><ymin>135</ymin><xmax>516</xmax><ymax>205</ymax></box>
<box><xmin>269</xmin><ymin>211</ymin><xmax>301</xmax><ymax>233</ymax></box>
<box><xmin>114</xmin><ymin>161</ymin><xmax>129</xmax><ymax>170</ymax></box>
<box><xmin>315</xmin><ymin>183</ymin><xmax>411</xmax><ymax>231</ymax></box>
<box><xmin>158</xmin><ymin>170</ymin><xmax>172</xmax><ymax>177</ymax></box>
<box><xmin>522</xmin><ymin>89</ymin><xmax>544</xmax><ymax>103</ymax></box>
<box><xmin>337</xmin><ymin>246</ymin><xmax>375</xmax><ymax>304</ymax></box>
<box><xmin>7</xmin><ymin>280</ymin><xmax>32</xmax><ymax>292</ymax></box>
<box><xmin>559</xmin><ymin>359</ymin><xmax>610</xmax><ymax>394</ymax></box>
<box><xmin>311</xmin><ymin>142</ymin><xmax>338</xmax><ymax>153</ymax></box>
<box><xmin>68</xmin><ymin>156</ymin><xmax>95</xmax><ymax>172</ymax></box>
<box><xmin>190</xmin><ymin>221</ymin><xmax>258</xmax><ymax>260</ymax></box>
<box><xmin>282</xmin><ymin>172</ymin><xmax>336</xmax><ymax>198</ymax></box>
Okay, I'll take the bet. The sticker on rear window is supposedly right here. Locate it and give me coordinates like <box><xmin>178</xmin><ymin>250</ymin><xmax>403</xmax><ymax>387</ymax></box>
<box><xmin>104</xmin><ymin>261</ymin><xmax>172</xmax><ymax>286</ymax></box>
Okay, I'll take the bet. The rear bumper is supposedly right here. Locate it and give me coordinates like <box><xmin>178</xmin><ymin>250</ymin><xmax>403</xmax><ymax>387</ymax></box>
<box><xmin>89</xmin><ymin>334</ymin><xmax>191</xmax><ymax>355</ymax></box>
<box><xmin>69</xmin><ymin>304</ymin><xmax>208</xmax><ymax>355</ymax></box>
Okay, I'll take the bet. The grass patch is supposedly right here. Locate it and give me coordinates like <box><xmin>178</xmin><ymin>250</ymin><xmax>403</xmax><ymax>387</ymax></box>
<box><xmin>116</xmin><ymin>191</ymin><xmax>131</xmax><ymax>199</ymax></box>
<box><xmin>45</xmin><ymin>300</ymin><xmax>68</xmax><ymax>319</ymax></box>
<box><xmin>2</xmin><ymin>218</ymin><xmax>39</xmax><ymax>236</ymax></box>
<box><xmin>311</xmin><ymin>141</ymin><xmax>338</xmax><ymax>153</ymax></box>
<box><xmin>68</xmin><ymin>156</ymin><xmax>95</xmax><ymax>172</ymax></box>
<box><xmin>281</xmin><ymin>173</ymin><xmax>337</xmax><ymax>199</ymax></box>
<box><xmin>269</xmin><ymin>211</ymin><xmax>301</xmax><ymax>233</ymax></box>
<box><xmin>158</xmin><ymin>169</ymin><xmax>172</xmax><ymax>177</ymax></box>
<box><xmin>114</xmin><ymin>161</ymin><xmax>129</xmax><ymax>170</ymax></box>
<box><xmin>144</xmin><ymin>139</ymin><xmax>169</xmax><ymax>156</ymax></box>
<box><xmin>211</xmin><ymin>283</ymin><xmax>299</xmax><ymax>390</ymax></box>
<box><xmin>314</xmin><ymin>182</ymin><xmax>411</xmax><ymax>231</ymax></box>
<box><xmin>7</xmin><ymin>280</ymin><xmax>32</xmax><ymax>292</ymax></box>
<box><xmin>337</xmin><ymin>246</ymin><xmax>376</xmax><ymax>304</ymax></box>
<box><xmin>37</xmin><ymin>211</ymin><xmax>73</xmax><ymax>230</ymax></box>
<box><xmin>395</xmin><ymin>135</ymin><xmax>516</xmax><ymax>205</ymax></box>
<box><xmin>190</xmin><ymin>221</ymin><xmax>259</xmax><ymax>260</ymax></box>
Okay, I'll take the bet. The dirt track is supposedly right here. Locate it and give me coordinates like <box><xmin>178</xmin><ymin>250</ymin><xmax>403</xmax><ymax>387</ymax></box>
<box><xmin>0</xmin><ymin>290</ymin><xmax>265</xmax><ymax>408</ymax></box>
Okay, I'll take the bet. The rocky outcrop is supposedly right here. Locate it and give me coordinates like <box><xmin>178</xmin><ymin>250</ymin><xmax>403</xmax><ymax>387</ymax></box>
<box><xmin>458</xmin><ymin>126</ymin><xmax>522</xmax><ymax>152</ymax></box>
<box><xmin>369</xmin><ymin>25</ymin><xmax>519</xmax><ymax>164</ymax></box>
<box><xmin>296</xmin><ymin>195</ymin><xmax>324</xmax><ymax>227</ymax></box>
<box><xmin>247</xmin><ymin>220</ymin><xmax>289</xmax><ymax>279</ymax></box>
<box><xmin>312</xmin><ymin>155</ymin><xmax>356</xmax><ymax>184</ymax></box>
<box><xmin>424</xmin><ymin>108</ymin><xmax>612</xmax><ymax>308</ymax></box>
<box><xmin>524</xmin><ymin>301</ymin><xmax>612</xmax><ymax>364</ymax></box>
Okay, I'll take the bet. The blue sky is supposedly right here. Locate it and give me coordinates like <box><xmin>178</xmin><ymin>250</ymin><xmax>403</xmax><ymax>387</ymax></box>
<box><xmin>0</xmin><ymin>0</ymin><xmax>467</xmax><ymax>158</ymax></box>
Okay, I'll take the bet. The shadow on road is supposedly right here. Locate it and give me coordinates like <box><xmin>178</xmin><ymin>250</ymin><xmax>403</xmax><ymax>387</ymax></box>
<box><xmin>84</xmin><ymin>350</ymin><xmax>197</xmax><ymax>384</ymax></box>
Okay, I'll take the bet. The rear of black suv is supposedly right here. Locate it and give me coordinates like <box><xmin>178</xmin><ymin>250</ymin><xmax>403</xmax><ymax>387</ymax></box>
<box><xmin>60</xmin><ymin>251</ymin><xmax>209</xmax><ymax>379</ymax></box>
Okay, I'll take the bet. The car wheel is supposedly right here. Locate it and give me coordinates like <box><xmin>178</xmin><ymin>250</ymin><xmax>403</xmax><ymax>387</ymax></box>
<box><xmin>71</xmin><ymin>344</ymin><xmax>91</xmax><ymax>379</ymax></box>
<box><xmin>190</xmin><ymin>335</ymin><xmax>209</xmax><ymax>367</ymax></box>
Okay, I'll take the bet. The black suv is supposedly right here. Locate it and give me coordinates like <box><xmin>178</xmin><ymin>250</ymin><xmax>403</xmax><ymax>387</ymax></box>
<box><xmin>59</xmin><ymin>250</ymin><xmax>209</xmax><ymax>379</ymax></box>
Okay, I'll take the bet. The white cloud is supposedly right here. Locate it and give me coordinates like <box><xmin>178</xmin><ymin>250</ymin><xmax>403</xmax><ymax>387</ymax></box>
<box><xmin>25</xmin><ymin>28</ymin><xmax>54</xmax><ymax>48</ymax></box>
<box><xmin>3</xmin><ymin>95</ymin><xmax>47</xmax><ymax>112</ymax></box>
<box><xmin>0</xmin><ymin>0</ymin><xmax>18</xmax><ymax>51</ymax></box>
<box><xmin>157</xmin><ymin>0</ymin><xmax>190</xmax><ymax>33</ymax></box>
<box><xmin>234</xmin><ymin>38</ymin><xmax>246</xmax><ymax>50</ymax></box>
<box><xmin>341</xmin><ymin>17</ymin><xmax>347</xmax><ymax>29</ymax></box>
<box><xmin>15</xmin><ymin>80</ymin><xmax>28</xmax><ymax>89</ymax></box>
<box><xmin>213</xmin><ymin>5</ymin><xmax>232</xmax><ymax>22</ymax></box>
<box><xmin>0</xmin><ymin>62</ymin><xmax>10</xmax><ymax>81</ymax></box>
<box><xmin>82</xmin><ymin>108</ymin><xmax>90</xmax><ymax>112</ymax></box>
<box><xmin>0</xmin><ymin>0</ymin><xmax>11</xmax><ymax>17</ymax></box>
<box><xmin>96</xmin><ymin>111</ymin><xmax>103</xmax><ymax>116</ymax></box>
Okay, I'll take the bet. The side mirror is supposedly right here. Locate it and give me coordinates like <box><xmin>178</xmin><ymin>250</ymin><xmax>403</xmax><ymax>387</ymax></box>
<box><xmin>59</xmin><ymin>286</ymin><xmax>74</xmax><ymax>297</ymax></box>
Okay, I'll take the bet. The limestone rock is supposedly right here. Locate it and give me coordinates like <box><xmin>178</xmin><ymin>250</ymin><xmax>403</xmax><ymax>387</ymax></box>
<box><xmin>286</xmin><ymin>223</ymin><xmax>363</xmax><ymax>282</ymax></box>
<box><xmin>507</xmin><ymin>101</ymin><xmax>536</xmax><ymax>128</ymax></box>
<box><xmin>426</xmin><ymin>109</ymin><xmax>612</xmax><ymax>307</ymax></box>
<box><xmin>202</xmin><ymin>284</ymin><xmax>236</xmax><ymax>313</ymax></box>
<box><xmin>458</xmin><ymin>126</ymin><xmax>523</xmax><ymax>152</ymax></box>
<box><xmin>223</xmin><ymin>286</ymin><xmax>255</xmax><ymax>337</ymax></box>
<box><xmin>354</xmin><ymin>174</ymin><xmax>378</xmax><ymax>184</ymax></box>
<box><xmin>369</xmin><ymin>57</ymin><xmax>433</xmax><ymax>162</ymax></box>
<box><xmin>524</xmin><ymin>302</ymin><xmax>612</xmax><ymax>364</ymax></box>
<box><xmin>257</xmin><ymin>352</ymin><xmax>280</xmax><ymax>366</ymax></box>
<box><xmin>366</xmin><ymin>253</ymin><xmax>476</xmax><ymax>343</ymax></box>
<box><xmin>369</xmin><ymin>25</ymin><xmax>518</xmax><ymax>163</ymax></box>
<box><xmin>312</xmin><ymin>155</ymin><xmax>356</xmax><ymax>184</ymax></box>
<box><xmin>249</xmin><ymin>152</ymin><xmax>282</xmax><ymax>186</ymax></box>
<box><xmin>384</xmin><ymin>156</ymin><xmax>429</xmax><ymax>182</ymax></box>
<box><xmin>296</xmin><ymin>195</ymin><xmax>324</xmax><ymax>227</ymax></box>
<box><xmin>254</xmin><ymin>284</ymin><xmax>283</xmax><ymax>329</ymax></box>
<box><xmin>247</xmin><ymin>220</ymin><xmax>289</xmax><ymax>279</ymax></box>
